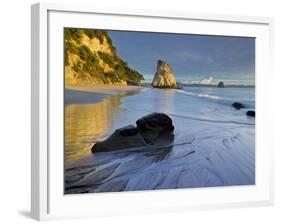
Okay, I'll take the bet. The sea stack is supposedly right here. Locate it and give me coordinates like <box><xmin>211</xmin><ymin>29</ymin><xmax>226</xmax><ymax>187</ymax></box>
<box><xmin>152</xmin><ymin>60</ymin><xmax>177</xmax><ymax>88</ymax></box>
<box><xmin>218</xmin><ymin>81</ymin><xmax>224</xmax><ymax>88</ymax></box>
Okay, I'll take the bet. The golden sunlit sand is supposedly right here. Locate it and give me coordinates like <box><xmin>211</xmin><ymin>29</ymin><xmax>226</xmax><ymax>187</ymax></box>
<box><xmin>64</xmin><ymin>85</ymin><xmax>142</xmax><ymax>166</ymax></box>
<box><xmin>66</xmin><ymin>84</ymin><xmax>143</xmax><ymax>95</ymax></box>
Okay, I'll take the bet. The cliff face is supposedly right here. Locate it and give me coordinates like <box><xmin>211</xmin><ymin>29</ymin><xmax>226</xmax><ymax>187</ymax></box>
<box><xmin>152</xmin><ymin>60</ymin><xmax>177</xmax><ymax>88</ymax></box>
<box><xmin>64</xmin><ymin>28</ymin><xmax>144</xmax><ymax>85</ymax></box>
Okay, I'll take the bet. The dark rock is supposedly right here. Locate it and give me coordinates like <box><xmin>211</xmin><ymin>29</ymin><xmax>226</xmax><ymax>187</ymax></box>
<box><xmin>136</xmin><ymin>113</ymin><xmax>174</xmax><ymax>144</ymax></box>
<box><xmin>176</xmin><ymin>82</ymin><xmax>184</xmax><ymax>89</ymax></box>
<box><xmin>91</xmin><ymin>125</ymin><xmax>147</xmax><ymax>152</ymax></box>
<box><xmin>246</xmin><ymin>110</ymin><xmax>255</xmax><ymax>117</ymax></box>
<box><xmin>91</xmin><ymin>113</ymin><xmax>175</xmax><ymax>152</ymax></box>
<box><xmin>217</xmin><ymin>81</ymin><xmax>224</xmax><ymax>88</ymax></box>
<box><xmin>232</xmin><ymin>102</ymin><xmax>245</xmax><ymax>110</ymax></box>
<box><xmin>126</xmin><ymin>80</ymin><xmax>140</xmax><ymax>86</ymax></box>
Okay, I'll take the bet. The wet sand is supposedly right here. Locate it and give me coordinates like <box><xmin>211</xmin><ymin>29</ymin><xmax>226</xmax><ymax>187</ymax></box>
<box><xmin>64</xmin><ymin>86</ymin><xmax>255</xmax><ymax>194</ymax></box>
<box><xmin>64</xmin><ymin>85</ymin><xmax>142</xmax><ymax>166</ymax></box>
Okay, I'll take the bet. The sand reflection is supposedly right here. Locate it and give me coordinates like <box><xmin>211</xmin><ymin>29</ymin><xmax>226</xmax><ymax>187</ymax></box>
<box><xmin>64</xmin><ymin>90</ymin><xmax>140</xmax><ymax>163</ymax></box>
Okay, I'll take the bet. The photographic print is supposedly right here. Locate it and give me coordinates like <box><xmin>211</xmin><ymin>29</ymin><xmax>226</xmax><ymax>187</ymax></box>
<box><xmin>64</xmin><ymin>28</ymin><xmax>255</xmax><ymax>194</ymax></box>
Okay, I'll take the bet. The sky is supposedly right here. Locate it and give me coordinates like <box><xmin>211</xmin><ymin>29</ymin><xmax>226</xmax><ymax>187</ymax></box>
<box><xmin>108</xmin><ymin>30</ymin><xmax>255</xmax><ymax>85</ymax></box>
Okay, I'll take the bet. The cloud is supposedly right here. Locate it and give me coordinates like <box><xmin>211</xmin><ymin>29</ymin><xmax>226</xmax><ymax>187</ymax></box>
<box><xmin>191</xmin><ymin>76</ymin><xmax>213</xmax><ymax>85</ymax></box>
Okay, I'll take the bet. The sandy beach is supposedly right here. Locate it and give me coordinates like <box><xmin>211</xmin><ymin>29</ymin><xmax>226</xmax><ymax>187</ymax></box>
<box><xmin>64</xmin><ymin>85</ymin><xmax>143</xmax><ymax>165</ymax></box>
<box><xmin>65</xmin><ymin>84</ymin><xmax>143</xmax><ymax>104</ymax></box>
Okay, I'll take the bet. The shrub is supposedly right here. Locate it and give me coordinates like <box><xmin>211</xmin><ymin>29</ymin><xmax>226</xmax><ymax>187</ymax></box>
<box><xmin>98</xmin><ymin>51</ymin><xmax>115</xmax><ymax>68</ymax></box>
<box><xmin>64</xmin><ymin>27</ymin><xmax>144</xmax><ymax>84</ymax></box>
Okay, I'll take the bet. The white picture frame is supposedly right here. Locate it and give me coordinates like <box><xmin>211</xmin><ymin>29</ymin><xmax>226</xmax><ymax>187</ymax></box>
<box><xmin>31</xmin><ymin>2</ymin><xmax>274</xmax><ymax>221</ymax></box>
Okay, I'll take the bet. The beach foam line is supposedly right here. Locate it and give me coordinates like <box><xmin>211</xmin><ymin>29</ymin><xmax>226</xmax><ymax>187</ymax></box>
<box><xmin>175</xmin><ymin>89</ymin><xmax>221</xmax><ymax>100</ymax></box>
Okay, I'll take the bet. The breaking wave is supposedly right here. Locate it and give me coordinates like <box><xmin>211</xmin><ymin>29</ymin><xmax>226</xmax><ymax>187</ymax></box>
<box><xmin>175</xmin><ymin>89</ymin><xmax>221</xmax><ymax>100</ymax></box>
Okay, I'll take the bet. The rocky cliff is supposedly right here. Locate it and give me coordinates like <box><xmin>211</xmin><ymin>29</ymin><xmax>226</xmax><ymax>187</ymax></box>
<box><xmin>64</xmin><ymin>28</ymin><xmax>144</xmax><ymax>85</ymax></box>
<box><xmin>152</xmin><ymin>60</ymin><xmax>177</xmax><ymax>88</ymax></box>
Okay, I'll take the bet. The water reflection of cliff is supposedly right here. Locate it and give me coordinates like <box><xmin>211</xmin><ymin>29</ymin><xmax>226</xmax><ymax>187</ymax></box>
<box><xmin>64</xmin><ymin>90</ymin><xmax>141</xmax><ymax>163</ymax></box>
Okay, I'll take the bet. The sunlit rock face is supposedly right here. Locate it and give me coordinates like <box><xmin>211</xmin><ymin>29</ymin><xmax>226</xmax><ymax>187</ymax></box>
<box><xmin>64</xmin><ymin>28</ymin><xmax>144</xmax><ymax>85</ymax></box>
<box><xmin>152</xmin><ymin>60</ymin><xmax>177</xmax><ymax>88</ymax></box>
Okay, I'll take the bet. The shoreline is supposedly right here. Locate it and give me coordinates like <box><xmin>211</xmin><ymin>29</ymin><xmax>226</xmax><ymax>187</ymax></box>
<box><xmin>65</xmin><ymin>84</ymin><xmax>143</xmax><ymax>104</ymax></box>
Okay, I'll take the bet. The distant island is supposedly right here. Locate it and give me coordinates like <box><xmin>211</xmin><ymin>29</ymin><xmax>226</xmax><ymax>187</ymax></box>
<box><xmin>217</xmin><ymin>81</ymin><xmax>225</xmax><ymax>88</ymax></box>
<box><xmin>180</xmin><ymin>83</ymin><xmax>255</xmax><ymax>88</ymax></box>
<box><xmin>141</xmin><ymin>82</ymin><xmax>255</xmax><ymax>88</ymax></box>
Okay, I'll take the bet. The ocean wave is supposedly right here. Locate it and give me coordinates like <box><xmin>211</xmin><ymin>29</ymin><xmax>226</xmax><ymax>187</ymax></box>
<box><xmin>175</xmin><ymin>89</ymin><xmax>221</xmax><ymax>100</ymax></box>
<box><xmin>175</xmin><ymin>89</ymin><xmax>255</xmax><ymax>109</ymax></box>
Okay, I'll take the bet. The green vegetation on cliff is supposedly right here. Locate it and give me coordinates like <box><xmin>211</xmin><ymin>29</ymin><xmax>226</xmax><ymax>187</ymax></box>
<box><xmin>64</xmin><ymin>28</ymin><xmax>144</xmax><ymax>85</ymax></box>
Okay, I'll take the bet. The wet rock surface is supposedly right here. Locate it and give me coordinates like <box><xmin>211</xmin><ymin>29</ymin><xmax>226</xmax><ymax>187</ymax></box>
<box><xmin>91</xmin><ymin>125</ymin><xmax>147</xmax><ymax>152</ymax></box>
<box><xmin>91</xmin><ymin>113</ymin><xmax>175</xmax><ymax>152</ymax></box>
<box><xmin>136</xmin><ymin>113</ymin><xmax>174</xmax><ymax>144</ymax></box>
<box><xmin>232</xmin><ymin>102</ymin><xmax>245</xmax><ymax>110</ymax></box>
<box><xmin>246</xmin><ymin>110</ymin><xmax>255</xmax><ymax>117</ymax></box>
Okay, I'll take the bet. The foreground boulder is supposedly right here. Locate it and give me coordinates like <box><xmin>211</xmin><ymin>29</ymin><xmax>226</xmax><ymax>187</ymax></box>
<box><xmin>91</xmin><ymin>125</ymin><xmax>147</xmax><ymax>152</ymax></box>
<box><xmin>152</xmin><ymin>60</ymin><xmax>177</xmax><ymax>88</ymax></box>
<box><xmin>246</xmin><ymin>110</ymin><xmax>255</xmax><ymax>117</ymax></box>
<box><xmin>232</xmin><ymin>102</ymin><xmax>245</xmax><ymax>110</ymax></box>
<box><xmin>91</xmin><ymin>113</ymin><xmax>174</xmax><ymax>152</ymax></box>
<box><xmin>136</xmin><ymin>113</ymin><xmax>174</xmax><ymax>144</ymax></box>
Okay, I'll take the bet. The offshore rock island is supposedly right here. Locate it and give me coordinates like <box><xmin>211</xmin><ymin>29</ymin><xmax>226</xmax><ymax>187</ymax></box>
<box><xmin>152</xmin><ymin>60</ymin><xmax>177</xmax><ymax>88</ymax></box>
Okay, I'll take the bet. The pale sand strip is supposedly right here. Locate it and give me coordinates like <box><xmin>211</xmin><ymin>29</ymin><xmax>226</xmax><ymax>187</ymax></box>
<box><xmin>66</xmin><ymin>84</ymin><xmax>142</xmax><ymax>94</ymax></box>
<box><xmin>65</xmin><ymin>85</ymin><xmax>143</xmax><ymax>104</ymax></box>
